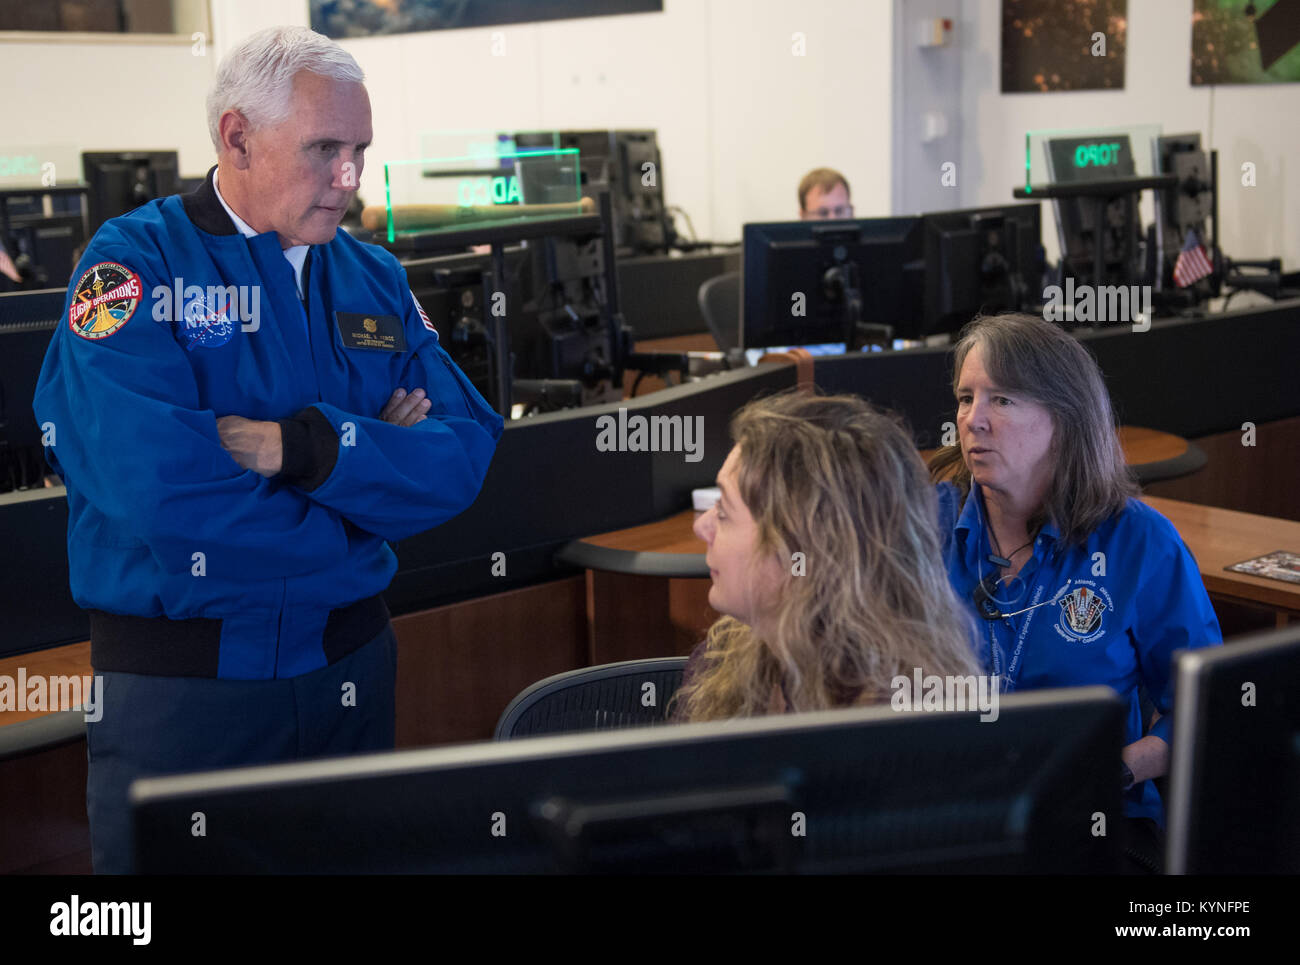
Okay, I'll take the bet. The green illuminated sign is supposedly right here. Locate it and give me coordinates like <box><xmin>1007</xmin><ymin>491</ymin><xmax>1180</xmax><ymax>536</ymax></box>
<box><xmin>1074</xmin><ymin>142</ymin><xmax>1123</xmax><ymax>168</ymax></box>
<box><xmin>457</xmin><ymin>175</ymin><xmax>522</xmax><ymax>206</ymax></box>
<box><xmin>0</xmin><ymin>155</ymin><xmax>41</xmax><ymax>177</ymax></box>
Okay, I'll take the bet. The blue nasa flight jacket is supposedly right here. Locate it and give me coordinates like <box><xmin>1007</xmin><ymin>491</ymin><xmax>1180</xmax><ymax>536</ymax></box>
<box><xmin>34</xmin><ymin>170</ymin><xmax>504</xmax><ymax>680</ymax></box>
<box><xmin>935</xmin><ymin>482</ymin><xmax>1222</xmax><ymax>826</ymax></box>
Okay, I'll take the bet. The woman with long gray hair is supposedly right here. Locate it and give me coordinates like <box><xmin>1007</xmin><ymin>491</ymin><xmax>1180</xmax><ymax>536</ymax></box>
<box><xmin>929</xmin><ymin>312</ymin><xmax>1222</xmax><ymax>872</ymax></box>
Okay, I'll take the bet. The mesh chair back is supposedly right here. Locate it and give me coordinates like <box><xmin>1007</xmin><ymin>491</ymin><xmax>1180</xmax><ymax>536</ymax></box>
<box><xmin>698</xmin><ymin>271</ymin><xmax>740</xmax><ymax>352</ymax></box>
<box><xmin>495</xmin><ymin>657</ymin><xmax>689</xmax><ymax>740</ymax></box>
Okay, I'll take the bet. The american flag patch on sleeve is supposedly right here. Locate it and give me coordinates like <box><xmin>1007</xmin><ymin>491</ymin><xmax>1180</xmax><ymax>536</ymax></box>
<box><xmin>411</xmin><ymin>290</ymin><xmax>437</xmax><ymax>335</ymax></box>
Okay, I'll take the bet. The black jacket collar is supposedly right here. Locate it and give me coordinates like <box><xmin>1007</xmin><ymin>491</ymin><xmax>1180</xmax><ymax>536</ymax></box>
<box><xmin>182</xmin><ymin>167</ymin><xmax>318</xmax><ymax>292</ymax></box>
<box><xmin>182</xmin><ymin>165</ymin><xmax>238</xmax><ymax>236</ymax></box>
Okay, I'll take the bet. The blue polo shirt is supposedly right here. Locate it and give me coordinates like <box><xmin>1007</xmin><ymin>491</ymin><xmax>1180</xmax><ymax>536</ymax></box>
<box><xmin>936</xmin><ymin>482</ymin><xmax>1222</xmax><ymax>825</ymax></box>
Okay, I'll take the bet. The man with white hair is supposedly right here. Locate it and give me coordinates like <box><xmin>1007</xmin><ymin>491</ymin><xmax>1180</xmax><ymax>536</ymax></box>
<box><xmin>34</xmin><ymin>26</ymin><xmax>503</xmax><ymax>873</ymax></box>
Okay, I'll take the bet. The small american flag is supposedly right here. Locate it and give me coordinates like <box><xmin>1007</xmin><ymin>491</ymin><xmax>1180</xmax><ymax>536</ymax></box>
<box><xmin>1173</xmin><ymin>228</ymin><xmax>1214</xmax><ymax>288</ymax></box>
<box><xmin>411</xmin><ymin>290</ymin><xmax>436</xmax><ymax>333</ymax></box>
<box><xmin>0</xmin><ymin>238</ymin><xmax>21</xmax><ymax>283</ymax></box>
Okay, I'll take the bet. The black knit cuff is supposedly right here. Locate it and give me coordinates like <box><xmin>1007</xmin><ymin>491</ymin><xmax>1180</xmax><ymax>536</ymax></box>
<box><xmin>277</xmin><ymin>406</ymin><xmax>339</xmax><ymax>492</ymax></box>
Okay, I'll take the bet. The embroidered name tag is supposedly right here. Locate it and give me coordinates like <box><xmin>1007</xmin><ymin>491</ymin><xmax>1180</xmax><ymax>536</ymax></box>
<box><xmin>335</xmin><ymin>312</ymin><xmax>407</xmax><ymax>352</ymax></box>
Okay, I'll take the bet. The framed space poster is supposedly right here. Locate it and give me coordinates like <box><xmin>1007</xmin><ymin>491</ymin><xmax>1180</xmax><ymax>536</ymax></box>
<box><xmin>311</xmin><ymin>0</ymin><xmax>663</xmax><ymax>39</ymax></box>
<box><xmin>1001</xmin><ymin>0</ymin><xmax>1128</xmax><ymax>92</ymax></box>
<box><xmin>1192</xmin><ymin>0</ymin><xmax>1300</xmax><ymax>84</ymax></box>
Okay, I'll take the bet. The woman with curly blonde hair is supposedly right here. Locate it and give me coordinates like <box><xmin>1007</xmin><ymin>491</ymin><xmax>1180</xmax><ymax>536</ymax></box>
<box><xmin>672</xmin><ymin>390</ymin><xmax>981</xmax><ymax>722</ymax></box>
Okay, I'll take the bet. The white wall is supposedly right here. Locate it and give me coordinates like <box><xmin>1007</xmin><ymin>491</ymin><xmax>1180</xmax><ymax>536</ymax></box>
<box><xmin>958</xmin><ymin>0</ymin><xmax>1299</xmax><ymax>268</ymax></box>
<box><xmin>3</xmin><ymin>0</ymin><xmax>893</xmax><ymax>240</ymax></box>
<box><xmin>705</xmin><ymin>0</ymin><xmax>895</xmax><ymax>234</ymax></box>
<box><xmin>8</xmin><ymin>1</ymin><xmax>1294</xmax><ymax>264</ymax></box>
<box><xmin>0</xmin><ymin>36</ymin><xmax>214</xmax><ymax>178</ymax></box>
<box><xmin>208</xmin><ymin>0</ymin><xmax>895</xmax><ymax>243</ymax></box>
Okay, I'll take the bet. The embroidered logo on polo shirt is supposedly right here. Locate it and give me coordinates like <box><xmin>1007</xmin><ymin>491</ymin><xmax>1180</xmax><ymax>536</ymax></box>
<box><xmin>69</xmin><ymin>262</ymin><xmax>142</xmax><ymax>341</ymax></box>
<box><xmin>1053</xmin><ymin>579</ymin><xmax>1114</xmax><ymax>644</ymax></box>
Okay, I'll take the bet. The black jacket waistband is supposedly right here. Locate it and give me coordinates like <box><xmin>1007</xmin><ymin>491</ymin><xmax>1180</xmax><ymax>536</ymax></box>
<box><xmin>88</xmin><ymin>594</ymin><xmax>391</xmax><ymax>678</ymax></box>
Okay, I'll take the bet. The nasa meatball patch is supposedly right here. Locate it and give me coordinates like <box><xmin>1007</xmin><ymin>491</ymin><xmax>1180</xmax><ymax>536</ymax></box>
<box><xmin>69</xmin><ymin>262</ymin><xmax>143</xmax><ymax>341</ymax></box>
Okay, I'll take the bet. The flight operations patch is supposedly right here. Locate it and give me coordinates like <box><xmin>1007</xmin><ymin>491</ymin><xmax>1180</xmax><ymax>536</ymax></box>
<box><xmin>69</xmin><ymin>262</ymin><xmax>142</xmax><ymax>341</ymax></box>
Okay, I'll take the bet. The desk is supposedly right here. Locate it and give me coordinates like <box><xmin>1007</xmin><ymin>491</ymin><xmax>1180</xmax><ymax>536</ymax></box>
<box><xmin>1142</xmin><ymin>497</ymin><xmax>1300</xmax><ymax>626</ymax></box>
<box><xmin>562</xmin><ymin>426</ymin><xmax>1203</xmax><ymax>580</ymax></box>
<box><xmin>0</xmin><ymin>641</ymin><xmax>91</xmax><ymax>727</ymax></box>
<box><xmin>563</xmin><ymin>495</ymin><xmax>1300</xmax><ymax>665</ymax></box>
<box><xmin>622</xmin><ymin>333</ymin><xmax>720</xmax><ymax>398</ymax></box>
<box><xmin>559</xmin><ymin>431</ymin><xmax>1300</xmax><ymax>659</ymax></box>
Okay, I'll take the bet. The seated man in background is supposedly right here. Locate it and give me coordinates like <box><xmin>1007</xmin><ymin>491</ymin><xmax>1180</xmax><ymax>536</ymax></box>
<box><xmin>798</xmin><ymin>167</ymin><xmax>853</xmax><ymax>220</ymax></box>
<box><xmin>672</xmin><ymin>391</ymin><xmax>981</xmax><ymax>720</ymax></box>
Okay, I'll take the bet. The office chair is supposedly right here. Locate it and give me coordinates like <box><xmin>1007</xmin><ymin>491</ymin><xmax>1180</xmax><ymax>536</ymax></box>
<box><xmin>494</xmin><ymin>657</ymin><xmax>689</xmax><ymax>740</ymax></box>
<box><xmin>697</xmin><ymin>271</ymin><xmax>740</xmax><ymax>353</ymax></box>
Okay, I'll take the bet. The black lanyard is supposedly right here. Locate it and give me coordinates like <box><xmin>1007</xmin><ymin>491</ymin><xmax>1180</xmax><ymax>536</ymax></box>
<box><xmin>977</xmin><ymin>527</ymin><xmax>1051</xmax><ymax>692</ymax></box>
<box><xmin>985</xmin><ymin>579</ymin><xmax>1048</xmax><ymax>692</ymax></box>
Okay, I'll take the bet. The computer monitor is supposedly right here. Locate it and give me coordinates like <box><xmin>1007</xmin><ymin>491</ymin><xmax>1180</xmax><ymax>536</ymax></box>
<box><xmin>404</xmin><ymin>236</ymin><xmax>627</xmax><ymax>414</ymax></box>
<box><xmin>82</xmin><ymin>151</ymin><xmax>180</xmax><ymax>236</ymax></box>
<box><xmin>1043</xmin><ymin>134</ymin><xmax>1141</xmax><ymax>288</ymax></box>
<box><xmin>920</xmin><ymin>203</ymin><xmax>1043</xmax><ymax>338</ymax></box>
<box><xmin>511</xmin><ymin>130</ymin><xmax>604</xmax><ymax>189</ymax></box>
<box><xmin>1</xmin><ymin>185</ymin><xmax>88</xmax><ymax>292</ymax></box>
<box><xmin>3</xmin><ymin>215</ymin><xmax>83</xmax><ymax>290</ymax></box>
<box><xmin>742</xmin><ymin>217</ymin><xmax>924</xmax><ymax>351</ymax></box>
<box><xmin>517</xmin><ymin>234</ymin><xmax>627</xmax><ymax>409</ymax></box>
<box><xmin>1166</xmin><ymin>625</ymin><xmax>1300</xmax><ymax>874</ymax></box>
<box><xmin>131</xmin><ymin>686</ymin><xmax>1124</xmax><ymax>873</ymax></box>
<box><xmin>0</xmin><ymin>289</ymin><xmax>65</xmax><ymax>490</ymax></box>
<box><xmin>404</xmin><ymin>247</ymin><xmax>512</xmax><ymax>404</ymax></box>
<box><xmin>513</xmin><ymin>130</ymin><xmax>674</xmax><ymax>254</ymax></box>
